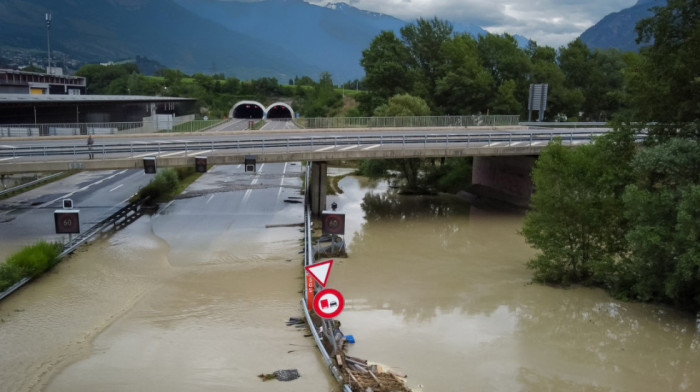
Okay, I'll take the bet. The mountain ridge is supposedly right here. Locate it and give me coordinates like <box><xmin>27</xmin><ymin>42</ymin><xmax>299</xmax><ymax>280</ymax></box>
<box><xmin>579</xmin><ymin>0</ymin><xmax>667</xmax><ymax>51</ymax></box>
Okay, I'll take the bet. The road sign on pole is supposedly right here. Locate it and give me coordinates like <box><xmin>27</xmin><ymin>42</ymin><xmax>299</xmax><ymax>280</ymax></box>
<box><xmin>313</xmin><ymin>288</ymin><xmax>344</xmax><ymax>319</ymax></box>
<box><xmin>305</xmin><ymin>259</ymin><xmax>333</xmax><ymax>287</ymax></box>
<box><xmin>306</xmin><ymin>274</ymin><xmax>314</xmax><ymax>310</ymax></box>
<box><xmin>54</xmin><ymin>209</ymin><xmax>80</xmax><ymax>234</ymax></box>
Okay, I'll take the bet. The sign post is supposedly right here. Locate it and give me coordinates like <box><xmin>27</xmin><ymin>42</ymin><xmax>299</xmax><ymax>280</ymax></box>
<box><xmin>528</xmin><ymin>83</ymin><xmax>549</xmax><ymax>122</ymax></box>
<box><xmin>306</xmin><ymin>274</ymin><xmax>314</xmax><ymax>310</ymax></box>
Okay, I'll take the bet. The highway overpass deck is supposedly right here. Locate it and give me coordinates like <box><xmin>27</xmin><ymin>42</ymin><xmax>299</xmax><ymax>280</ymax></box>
<box><xmin>0</xmin><ymin>126</ymin><xmax>619</xmax><ymax>174</ymax></box>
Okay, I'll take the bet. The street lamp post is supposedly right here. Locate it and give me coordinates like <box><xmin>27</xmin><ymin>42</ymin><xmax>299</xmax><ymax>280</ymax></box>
<box><xmin>46</xmin><ymin>12</ymin><xmax>52</xmax><ymax>75</ymax></box>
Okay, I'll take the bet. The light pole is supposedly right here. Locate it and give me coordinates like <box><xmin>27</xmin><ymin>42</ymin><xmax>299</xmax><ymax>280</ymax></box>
<box><xmin>46</xmin><ymin>12</ymin><xmax>52</xmax><ymax>74</ymax></box>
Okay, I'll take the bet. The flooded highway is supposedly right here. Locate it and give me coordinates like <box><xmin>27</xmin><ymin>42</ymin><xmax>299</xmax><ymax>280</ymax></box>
<box><xmin>0</xmin><ymin>163</ymin><xmax>333</xmax><ymax>392</ymax></box>
<box><xmin>1</xmin><ymin>164</ymin><xmax>699</xmax><ymax>391</ymax></box>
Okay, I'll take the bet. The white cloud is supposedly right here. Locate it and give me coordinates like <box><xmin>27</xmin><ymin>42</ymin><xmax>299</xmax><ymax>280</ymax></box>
<box><xmin>304</xmin><ymin>0</ymin><xmax>639</xmax><ymax>47</ymax></box>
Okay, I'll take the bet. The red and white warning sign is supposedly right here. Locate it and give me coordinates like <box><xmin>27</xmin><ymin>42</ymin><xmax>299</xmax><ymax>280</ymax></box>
<box><xmin>313</xmin><ymin>288</ymin><xmax>345</xmax><ymax>319</ymax></box>
<box><xmin>304</xmin><ymin>259</ymin><xmax>333</xmax><ymax>287</ymax></box>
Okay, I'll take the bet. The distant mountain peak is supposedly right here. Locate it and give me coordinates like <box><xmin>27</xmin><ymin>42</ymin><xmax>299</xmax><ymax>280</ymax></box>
<box><xmin>580</xmin><ymin>0</ymin><xmax>667</xmax><ymax>51</ymax></box>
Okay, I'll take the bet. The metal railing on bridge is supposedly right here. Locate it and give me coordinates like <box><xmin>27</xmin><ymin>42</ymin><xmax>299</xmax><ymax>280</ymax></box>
<box><xmin>294</xmin><ymin>115</ymin><xmax>520</xmax><ymax>129</ymax></box>
<box><xmin>0</xmin><ymin>119</ymin><xmax>225</xmax><ymax>137</ymax></box>
<box><xmin>0</xmin><ymin>130</ymin><xmax>639</xmax><ymax>162</ymax></box>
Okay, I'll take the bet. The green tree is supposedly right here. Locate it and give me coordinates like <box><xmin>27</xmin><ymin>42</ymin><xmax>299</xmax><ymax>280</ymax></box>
<box><xmin>477</xmin><ymin>33</ymin><xmax>531</xmax><ymax>115</ymax></box>
<box><xmin>373</xmin><ymin>94</ymin><xmax>430</xmax><ymax>117</ymax></box>
<box><xmin>434</xmin><ymin>33</ymin><xmax>493</xmax><ymax>114</ymax></box>
<box><xmin>527</xmin><ymin>42</ymin><xmax>583</xmax><ymax>119</ymax></box>
<box><xmin>299</xmin><ymin>72</ymin><xmax>342</xmax><ymax>117</ymax></box>
<box><xmin>632</xmin><ymin>0</ymin><xmax>700</xmax><ymax>127</ymax></box>
<box><xmin>400</xmin><ymin>17</ymin><xmax>454</xmax><ymax>109</ymax></box>
<box><xmin>359</xmin><ymin>31</ymin><xmax>413</xmax><ymax>114</ymax></box>
<box><xmin>522</xmin><ymin>130</ymin><xmax>635</xmax><ymax>285</ymax></box>
<box><xmin>621</xmin><ymin>138</ymin><xmax>700</xmax><ymax>309</ymax></box>
<box><xmin>76</xmin><ymin>63</ymin><xmax>139</xmax><ymax>94</ymax></box>
<box><xmin>558</xmin><ymin>38</ymin><xmax>594</xmax><ymax>118</ymax></box>
<box><xmin>491</xmin><ymin>79</ymin><xmax>521</xmax><ymax>114</ymax></box>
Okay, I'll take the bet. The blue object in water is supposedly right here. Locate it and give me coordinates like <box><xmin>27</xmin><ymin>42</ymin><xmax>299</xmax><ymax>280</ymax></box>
<box><xmin>345</xmin><ymin>335</ymin><xmax>355</xmax><ymax>343</ymax></box>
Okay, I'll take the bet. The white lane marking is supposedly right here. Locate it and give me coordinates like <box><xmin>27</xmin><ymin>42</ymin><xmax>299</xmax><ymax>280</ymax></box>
<box><xmin>362</xmin><ymin>144</ymin><xmax>380</xmax><ymax>150</ymax></box>
<box><xmin>339</xmin><ymin>145</ymin><xmax>358</xmax><ymax>151</ymax></box>
<box><xmin>187</xmin><ymin>149</ymin><xmax>212</xmax><ymax>157</ymax></box>
<box><xmin>258</xmin><ymin>163</ymin><xmax>265</xmax><ymax>172</ymax></box>
<box><xmin>133</xmin><ymin>151</ymin><xmax>159</xmax><ymax>158</ymax></box>
<box><xmin>241</xmin><ymin>189</ymin><xmax>253</xmax><ymax>204</ymax></box>
<box><xmin>40</xmin><ymin>169</ymin><xmax>128</xmax><ymax>207</ymax></box>
<box><xmin>206</xmin><ymin>194</ymin><xmax>215</xmax><ymax>204</ymax></box>
<box><xmin>242</xmin><ymin>173</ymin><xmax>261</xmax><ymax>204</ymax></box>
<box><xmin>488</xmin><ymin>142</ymin><xmax>507</xmax><ymax>147</ymax></box>
<box><xmin>0</xmin><ymin>157</ymin><xmax>17</xmax><ymax>161</ymax></box>
<box><xmin>159</xmin><ymin>150</ymin><xmax>187</xmax><ymax>157</ymax></box>
<box><xmin>510</xmin><ymin>141</ymin><xmax>526</xmax><ymax>147</ymax></box>
<box><xmin>276</xmin><ymin>162</ymin><xmax>288</xmax><ymax>202</ymax></box>
<box><xmin>315</xmin><ymin>146</ymin><xmax>335</xmax><ymax>152</ymax></box>
<box><xmin>531</xmin><ymin>141</ymin><xmax>548</xmax><ymax>146</ymax></box>
<box><xmin>0</xmin><ymin>145</ymin><xmax>17</xmax><ymax>148</ymax></box>
<box><xmin>109</xmin><ymin>184</ymin><xmax>124</xmax><ymax>192</ymax></box>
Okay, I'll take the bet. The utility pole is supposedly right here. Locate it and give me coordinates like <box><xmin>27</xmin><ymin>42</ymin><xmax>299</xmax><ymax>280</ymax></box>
<box><xmin>46</xmin><ymin>12</ymin><xmax>52</xmax><ymax>74</ymax></box>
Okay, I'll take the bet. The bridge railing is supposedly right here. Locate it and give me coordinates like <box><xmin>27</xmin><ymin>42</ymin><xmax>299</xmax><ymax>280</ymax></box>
<box><xmin>295</xmin><ymin>115</ymin><xmax>520</xmax><ymax>129</ymax></box>
<box><xmin>0</xmin><ymin>119</ymin><xmax>226</xmax><ymax>137</ymax></box>
<box><xmin>1</xmin><ymin>130</ymin><xmax>637</xmax><ymax>160</ymax></box>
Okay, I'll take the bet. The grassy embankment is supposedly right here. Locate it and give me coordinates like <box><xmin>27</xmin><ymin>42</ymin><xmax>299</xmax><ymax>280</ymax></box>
<box><xmin>0</xmin><ymin>241</ymin><xmax>63</xmax><ymax>293</ymax></box>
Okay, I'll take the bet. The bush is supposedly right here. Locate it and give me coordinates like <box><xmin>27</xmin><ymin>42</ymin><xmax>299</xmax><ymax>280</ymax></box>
<box><xmin>136</xmin><ymin>168</ymin><xmax>180</xmax><ymax>202</ymax></box>
<box><xmin>0</xmin><ymin>241</ymin><xmax>63</xmax><ymax>292</ymax></box>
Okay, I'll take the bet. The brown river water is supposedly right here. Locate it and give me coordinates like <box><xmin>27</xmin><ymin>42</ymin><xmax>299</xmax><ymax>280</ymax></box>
<box><xmin>1</xmin><ymin>168</ymin><xmax>699</xmax><ymax>392</ymax></box>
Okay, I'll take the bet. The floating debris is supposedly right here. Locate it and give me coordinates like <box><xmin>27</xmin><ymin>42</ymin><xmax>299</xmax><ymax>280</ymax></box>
<box><xmin>258</xmin><ymin>369</ymin><xmax>300</xmax><ymax>382</ymax></box>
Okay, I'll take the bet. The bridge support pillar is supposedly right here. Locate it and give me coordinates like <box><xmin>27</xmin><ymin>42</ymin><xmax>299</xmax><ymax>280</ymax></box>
<box><xmin>310</xmin><ymin>161</ymin><xmax>328</xmax><ymax>217</ymax></box>
<box><xmin>471</xmin><ymin>156</ymin><xmax>536</xmax><ymax>207</ymax></box>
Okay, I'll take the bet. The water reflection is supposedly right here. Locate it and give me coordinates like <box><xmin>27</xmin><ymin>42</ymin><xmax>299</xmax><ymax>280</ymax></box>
<box><xmin>361</xmin><ymin>191</ymin><xmax>471</xmax><ymax>221</ymax></box>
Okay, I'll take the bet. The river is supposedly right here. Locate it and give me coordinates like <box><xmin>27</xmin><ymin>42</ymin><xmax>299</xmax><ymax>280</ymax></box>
<box><xmin>1</xmin><ymin>166</ymin><xmax>699</xmax><ymax>391</ymax></box>
<box><xmin>327</xmin><ymin>174</ymin><xmax>700</xmax><ymax>391</ymax></box>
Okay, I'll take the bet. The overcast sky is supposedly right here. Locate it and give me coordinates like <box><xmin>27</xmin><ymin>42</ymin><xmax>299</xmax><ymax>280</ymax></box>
<box><xmin>304</xmin><ymin>0</ymin><xmax>639</xmax><ymax>48</ymax></box>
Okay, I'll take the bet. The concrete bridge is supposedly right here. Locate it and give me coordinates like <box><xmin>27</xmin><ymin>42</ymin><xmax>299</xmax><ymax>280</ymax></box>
<box><xmin>0</xmin><ymin>126</ymin><xmax>622</xmax><ymax>214</ymax></box>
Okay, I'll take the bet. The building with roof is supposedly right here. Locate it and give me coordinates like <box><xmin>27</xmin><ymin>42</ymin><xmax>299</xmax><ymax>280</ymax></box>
<box><xmin>1</xmin><ymin>68</ymin><xmax>86</xmax><ymax>95</ymax></box>
<box><xmin>0</xmin><ymin>69</ymin><xmax>195</xmax><ymax>127</ymax></box>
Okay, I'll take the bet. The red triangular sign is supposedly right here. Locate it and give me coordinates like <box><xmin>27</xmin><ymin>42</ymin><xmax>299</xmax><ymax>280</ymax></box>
<box><xmin>305</xmin><ymin>259</ymin><xmax>333</xmax><ymax>287</ymax></box>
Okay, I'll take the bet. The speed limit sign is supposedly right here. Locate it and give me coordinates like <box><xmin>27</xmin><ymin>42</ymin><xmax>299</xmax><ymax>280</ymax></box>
<box><xmin>321</xmin><ymin>212</ymin><xmax>345</xmax><ymax>235</ymax></box>
<box><xmin>54</xmin><ymin>210</ymin><xmax>80</xmax><ymax>234</ymax></box>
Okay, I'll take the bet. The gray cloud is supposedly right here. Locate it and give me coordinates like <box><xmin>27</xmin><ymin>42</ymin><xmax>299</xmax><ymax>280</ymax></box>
<box><xmin>303</xmin><ymin>0</ymin><xmax>639</xmax><ymax>47</ymax></box>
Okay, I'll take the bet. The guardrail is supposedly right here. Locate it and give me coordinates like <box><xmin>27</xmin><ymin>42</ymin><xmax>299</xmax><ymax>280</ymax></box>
<box><xmin>0</xmin><ymin>172</ymin><xmax>64</xmax><ymax>198</ymax></box>
<box><xmin>0</xmin><ymin>197</ymin><xmax>151</xmax><ymax>302</ymax></box>
<box><xmin>295</xmin><ymin>115</ymin><xmax>520</xmax><ymax>129</ymax></box>
<box><xmin>301</xmin><ymin>163</ymin><xmax>350</xmax><ymax>391</ymax></box>
<box><xmin>0</xmin><ymin>130</ymin><xmax>630</xmax><ymax>160</ymax></box>
<box><xmin>0</xmin><ymin>120</ymin><xmax>226</xmax><ymax>137</ymax></box>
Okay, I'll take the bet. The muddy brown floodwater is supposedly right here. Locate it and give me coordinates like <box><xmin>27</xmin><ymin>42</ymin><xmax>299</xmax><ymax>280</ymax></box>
<box><xmin>1</xmin><ymin>168</ymin><xmax>699</xmax><ymax>392</ymax></box>
<box><xmin>326</xmin><ymin>175</ymin><xmax>700</xmax><ymax>392</ymax></box>
<box><xmin>0</xmin><ymin>164</ymin><xmax>335</xmax><ymax>392</ymax></box>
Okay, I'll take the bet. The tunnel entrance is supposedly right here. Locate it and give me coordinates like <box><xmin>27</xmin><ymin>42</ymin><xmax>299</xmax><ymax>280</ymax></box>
<box><xmin>266</xmin><ymin>103</ymin><xmax>293</xmax><ymax>119</ymax></box>
<box><xmin>231</xmin><ymin>101</ymin><xmax>264</xmax><ymax>119</ymax></box>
